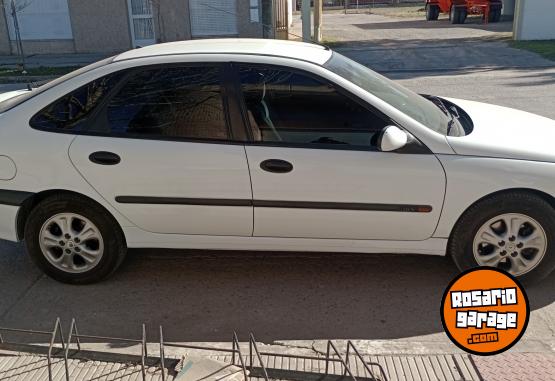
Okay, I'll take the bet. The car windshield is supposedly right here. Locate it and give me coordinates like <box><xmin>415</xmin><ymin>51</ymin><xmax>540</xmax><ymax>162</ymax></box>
<box><xmin>0</xmin><ymin>56</ymin><xmax>115</xmax><ymax>114</ymax></box>
<box><xmin>324</xmin><ymin>52</ymin><xmax>452</xmax><ymax>135</ymax></box>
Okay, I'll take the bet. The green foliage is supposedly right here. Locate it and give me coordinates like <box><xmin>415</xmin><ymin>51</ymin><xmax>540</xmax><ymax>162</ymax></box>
<box><xmin>510</xmin><ymin>40</ymin><xmax>555</xmax><ymax>62</ymax></box>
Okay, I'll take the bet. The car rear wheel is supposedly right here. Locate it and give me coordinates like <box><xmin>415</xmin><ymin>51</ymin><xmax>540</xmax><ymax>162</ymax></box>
<box><xmin>426</xmin><ymin>5</ymin><xmax>440</xmax><ymax>21</ymax></box>
<box><xmin>449</xmin><ymin>192</ymin><xmax>555</xmax><ymax>284</ymax></box>
<box><xmin>24</xmin><ymin>194</ymin><xmax>127</xmax><ymax>284</ymax></box>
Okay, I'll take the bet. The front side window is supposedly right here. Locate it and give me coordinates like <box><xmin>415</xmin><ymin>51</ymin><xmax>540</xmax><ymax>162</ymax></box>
<box><xmin>238</xmin><ymin>64</ymin><xmax>389</xmax><ymax>149</ymax></box>
<box><xmin>105</xmin><ymin>66</ymin><xmax>229</xmax><ymax>140</ymax></box>
<box><xmin>30</xmin><ymin>70</ymin><xmax>123</xmax><ymax>132</ymax></box>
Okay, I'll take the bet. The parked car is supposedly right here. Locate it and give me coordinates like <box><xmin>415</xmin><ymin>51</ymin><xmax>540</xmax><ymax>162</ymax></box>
<box><xmin>0</xmin><ymin>39</ymin><xmax>554</xmax><ymax>284</ymax></box>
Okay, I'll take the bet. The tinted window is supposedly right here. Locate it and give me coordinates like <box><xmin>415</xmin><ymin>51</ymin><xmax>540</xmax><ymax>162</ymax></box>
<box><xmin>105</xmin><ymin>66</ymin><xmax>229</xmax><ymax>140</ymax></box>
<box><xmin>4</xmin><ymin>56</ymin><xmax>115</xmax><ymax>114</ymax></box>
<box><xmin>30</xmin><ymin>71</ymin><xmax>123</xmax><ymax>132</ymax></box>
<box><xmin>238</xmin><ymin>65</ymin><xmax>388</xmax><ymax>148</ymax></box>
<box><xmin>324</xmin><ymin>52</ymin><xmax>454</xmax><ymax>135</ymax></box>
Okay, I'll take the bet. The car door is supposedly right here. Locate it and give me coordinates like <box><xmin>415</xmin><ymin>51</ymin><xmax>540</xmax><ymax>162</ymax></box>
<box><xmin>64</xmin><ymin>64</ymin><xmax>253</xmax><ymax>236</ymax></box>
<box><xmin>236</xmin><ymin>63</ymin><xmax>446</xmax><ymax>241</ymax></box>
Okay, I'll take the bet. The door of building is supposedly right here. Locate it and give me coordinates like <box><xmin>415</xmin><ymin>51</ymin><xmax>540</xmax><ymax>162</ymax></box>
<box><xmin>127</xmin><ymin>0</ymin><xmax>156</xmax><ymax>47</ymax></box>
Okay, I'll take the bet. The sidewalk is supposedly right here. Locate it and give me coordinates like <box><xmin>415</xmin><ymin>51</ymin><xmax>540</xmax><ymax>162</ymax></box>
<box><xmin>292</xmin><ymin>12</ymin><xmax>555</xmax><ymax>73</ymax></box>
<box><xmin>0</xmin><ymin>52</ymin><xmax>110</xmax><ymax>69</ymax></box>
<box><xmin>0</xmin><ymin>52</ymin><xmax>111</xmax><ymax>84</ymax></box>
<box><xmin>1</xmin><ymin>342</ymin><xmax>554</xmax><ymax>380</ymax></box>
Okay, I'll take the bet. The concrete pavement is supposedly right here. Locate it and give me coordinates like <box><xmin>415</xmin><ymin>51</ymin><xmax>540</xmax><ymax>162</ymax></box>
<box><xmin>292</xmin><ymin>12</ymin><xmax>554</xmax><ymax>74</ymax></box>
<box><xmin>0</xmin><ymin>241</ymin><xmax>554</xmax><ymax>354</ymax></box>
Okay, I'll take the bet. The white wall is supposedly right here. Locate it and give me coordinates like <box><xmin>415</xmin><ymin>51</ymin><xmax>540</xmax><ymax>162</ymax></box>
<box><xmin>288</xmin><ymin>0</ymin><xmax>293</xmax><ymax>27</ymax></box>
<box><xmin>514</xmin><ymin>0</ymin><xmax>555</xmax><ymax>40</ymax></box>
<box><xmin>502</xmin><ymin>0</ymin><xmax>515</xmax><ymax>16</ymax></box>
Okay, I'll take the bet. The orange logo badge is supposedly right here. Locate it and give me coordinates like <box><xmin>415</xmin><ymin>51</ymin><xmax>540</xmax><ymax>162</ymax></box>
<box><xmin>441</xmin><ymin>268</ymin><xmax>529</xmax><ymax>355</ymax></box>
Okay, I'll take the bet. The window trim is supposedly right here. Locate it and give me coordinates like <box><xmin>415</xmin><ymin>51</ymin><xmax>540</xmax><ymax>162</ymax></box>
<box><xmin>232</xmin><ymin>62</ymin><xmax>431</xmax><ymax>154</ymax></box>
<box><xmin>29</xmin><ymin>62</ymin><xmax>249</xmax><ymax>145</ymax></box>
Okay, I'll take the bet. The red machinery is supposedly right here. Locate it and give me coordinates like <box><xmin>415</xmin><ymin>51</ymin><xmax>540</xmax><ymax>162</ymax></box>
<box><xmin>425</xmin><ymin>0</ymin><xmax>503</xmax><ymax>24</ymax></box>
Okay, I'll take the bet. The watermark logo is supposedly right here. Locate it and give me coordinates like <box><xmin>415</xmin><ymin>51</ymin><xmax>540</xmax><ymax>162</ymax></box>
<box><xmin>441</xmin><ymin>268</ymin><xmax>529</xmax><ymax>355</ymax></box>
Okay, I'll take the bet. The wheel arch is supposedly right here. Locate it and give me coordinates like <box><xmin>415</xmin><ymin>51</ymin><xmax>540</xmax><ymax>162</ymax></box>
<box><xmin>16</xmin><ymin>189</ymin><xmax>126</xmax><ymax>243</ymax></box>
<box><xmin>446</xmin><ymin>187</ymin><xmax>555</xmax><ymax>247</ymax></box>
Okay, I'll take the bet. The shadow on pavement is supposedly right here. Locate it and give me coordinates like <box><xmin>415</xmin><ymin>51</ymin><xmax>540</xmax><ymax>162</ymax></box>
<box><xmin>0</xmin><ymin>242</ymin><xmax>554</xmax><ymax>344</ymax></box>
<box><xmin>332</xmin><ymin>41</ymin><xmax>555</xmax><ymax>79</ymax></box>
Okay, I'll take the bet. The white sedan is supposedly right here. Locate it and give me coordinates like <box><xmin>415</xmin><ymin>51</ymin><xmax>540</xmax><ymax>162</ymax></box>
<box><xmin>0</xmin><ymin>39</ymin><xmax>554</xmax><ymax>284</ymax></box>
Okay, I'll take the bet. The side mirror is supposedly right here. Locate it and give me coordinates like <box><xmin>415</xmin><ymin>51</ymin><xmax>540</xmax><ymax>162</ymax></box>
<box><xmin>378</xmin><ymin>125</ymin><xmax>408</xmax><ymax>152</ymax></box>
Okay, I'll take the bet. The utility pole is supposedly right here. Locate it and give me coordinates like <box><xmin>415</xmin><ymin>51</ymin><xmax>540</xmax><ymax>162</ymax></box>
<box><xmin>313</xmin><ymin>0</ymin><xmax>322</xmax><ymax>43</ymax></box>
<box><xmin>9</xmin><ymin>0</ymin><xmax>26</xmax><ymax>72</ymax></box>
<box><xmin>301</xmin><ymin>0</ymin><xmax>311</xmax><ymax>42</ymax></box>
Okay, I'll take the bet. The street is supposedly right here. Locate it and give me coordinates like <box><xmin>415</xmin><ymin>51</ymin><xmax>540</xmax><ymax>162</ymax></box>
<box><xmin>0</xmin><ymin>10</ymin><xmax>554</xmax><ymax>359</ymax></box>
<box><xmin>1</xmin><ymin>241</ymin><xmax>554</xmax><ymax>354</ymax></box>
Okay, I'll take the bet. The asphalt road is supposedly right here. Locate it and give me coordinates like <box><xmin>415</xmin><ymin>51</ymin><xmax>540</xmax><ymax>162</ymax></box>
<box><xmin>1</xmin><ymin>241</ymin><xmax>554</xmax><ymax>350</ymax></box>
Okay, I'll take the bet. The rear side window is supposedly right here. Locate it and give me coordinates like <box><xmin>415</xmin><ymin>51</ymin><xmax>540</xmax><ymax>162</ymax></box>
<box><xmin>2</xmin><ymin>56</ymin><xmax>114</xmax><ymax>114</ymax></box>
<box><xmin>103</xmin><ymin>66</ymin><xmax>229</xmax><ymax>140</ymax></box>
<box><xmin>30</xmin><ymin>71</ymin><xmax>123</xmax><ymax>132</ymax></box>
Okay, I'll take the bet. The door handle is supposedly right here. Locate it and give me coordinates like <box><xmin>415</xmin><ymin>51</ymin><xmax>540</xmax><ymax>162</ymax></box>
<box><xmin>260</xmin><ymin>159</ymin><xmax>293</xmax><ymax>174</ymax></box>
<box><xmin>89</xmin><ymin>151</ymin><xmax>121</xmax><ymax>166</ymax></box>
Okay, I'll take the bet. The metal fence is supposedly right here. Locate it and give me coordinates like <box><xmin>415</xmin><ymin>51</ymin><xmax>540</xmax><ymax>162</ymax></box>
<box><xmin>0</xmin><ymin>317</ymin><xmax>390</xmax><ymax>381</ymax></box>
<box><xmin>295</xmin><ymin>0</ymin><xmax>424</xmax><ymax>10</ymax></box>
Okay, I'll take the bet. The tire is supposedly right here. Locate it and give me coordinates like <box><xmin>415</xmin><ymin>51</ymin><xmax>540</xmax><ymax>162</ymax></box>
<box><xmin>488</xmin><ymin>6</ymin><xmax>502</xmax><ymax>23</ymax></box>
<box><xmin>450</xmin><ymin>6</ymin><xmax>466</xmax><ymax>24</ymax></box>
<box><xmin>449</xmin><ymin>192</ymin><xmax>555</xmax><ymax>285</ymax></box>
<box><xmin>24</xmin><ymin>194</ymin><xmax>127</xmax><ymax>284</ymax></box>
<box><xmin>426</xmin><ymin>5</ymin><xmax>440</xmax><ymax>21</ymax></box>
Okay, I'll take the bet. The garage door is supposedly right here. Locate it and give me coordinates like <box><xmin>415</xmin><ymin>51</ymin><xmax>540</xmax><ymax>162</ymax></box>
<box><xmin>189</xmin><ymin>0</ymin><xmax>238</xmax><ymax>37</ymax></box>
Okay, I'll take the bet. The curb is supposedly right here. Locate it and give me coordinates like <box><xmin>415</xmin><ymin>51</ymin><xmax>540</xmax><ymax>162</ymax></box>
<box><xmin>0</xmin><ymin>75</ymin><xmax>57</xmax><ymax>84</ymax></box>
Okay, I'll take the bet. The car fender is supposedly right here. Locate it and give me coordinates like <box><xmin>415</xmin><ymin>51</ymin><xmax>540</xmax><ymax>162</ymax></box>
<box><xmin>434</xmin><ymin>154</ymin><xmax>555</xmax><ymax>239</ymax></box>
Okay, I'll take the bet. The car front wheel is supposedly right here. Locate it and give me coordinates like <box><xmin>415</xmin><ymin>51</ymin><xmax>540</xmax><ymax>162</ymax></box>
<box><xmin>449</xmin><ymin>192</ymin><xmax>555</xmax><ymax>284</ymax></box>
<box><xmin>24</xmin><ymin>194</ymin><xmax>127</xmax><ymax>284</ymax></box>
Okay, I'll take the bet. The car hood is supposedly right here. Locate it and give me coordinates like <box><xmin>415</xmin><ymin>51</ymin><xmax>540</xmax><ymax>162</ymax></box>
<box><xmin>445</xmin><ymin>98</ymin><xmax>555</xmax><ymax>163</ymax></box>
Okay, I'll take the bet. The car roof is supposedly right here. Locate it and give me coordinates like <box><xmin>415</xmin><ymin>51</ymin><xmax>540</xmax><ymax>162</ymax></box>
<box><xmin>113</xmin><ymin>38</ymin><xmax>333</xmax><ymax>65</ymax></box>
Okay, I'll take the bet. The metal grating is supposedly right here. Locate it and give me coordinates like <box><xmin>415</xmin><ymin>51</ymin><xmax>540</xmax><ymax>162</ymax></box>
<box><xmin>0</xmin><ymin>318</ymin><xmax>485</xmax><ymax>381</ymax></box>
<box><xmin>0</xmin><ymin>355</ymin><xmax>169</xmax><ymax>381</ymax></box>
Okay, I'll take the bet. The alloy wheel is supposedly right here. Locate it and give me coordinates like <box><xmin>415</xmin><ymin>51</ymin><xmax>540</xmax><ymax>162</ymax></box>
<box><xmin>39</xmin><ymin>213</ymin><xmax>104</xmax><ymax>274</ymax></box>
<box><xmin>473</xmin><ymin>213</ymin><xmax>547</xmax><ymax>276</ymax></box>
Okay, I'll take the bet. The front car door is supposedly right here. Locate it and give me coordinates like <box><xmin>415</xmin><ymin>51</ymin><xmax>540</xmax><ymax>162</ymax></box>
<box><xmin>235</xmin><ymin>63</ymin><xmax>446</xmax><ymax>241</ymax></box>
<box><xmin>31</xmin><ymin>63</ymin><xmax>253</xmax><ymax>236</ymax></box>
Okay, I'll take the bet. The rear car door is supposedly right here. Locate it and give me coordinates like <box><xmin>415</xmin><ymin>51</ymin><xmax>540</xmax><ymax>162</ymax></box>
<box><xmin>236</xmin><ymin>63</ymin><xmax>446</xmax><ymax>240</ymax></box>
<box><xmin>32</xmin><ymin>64</ymin><xmax>253</xmax><ymax>236</ymax></box>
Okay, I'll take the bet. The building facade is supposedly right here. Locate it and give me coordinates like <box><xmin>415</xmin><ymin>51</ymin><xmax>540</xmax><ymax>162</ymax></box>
<box><xmin>0</xmin><ymin>0</ymin><xmax>270</xmax><ymax>55</ymax></box>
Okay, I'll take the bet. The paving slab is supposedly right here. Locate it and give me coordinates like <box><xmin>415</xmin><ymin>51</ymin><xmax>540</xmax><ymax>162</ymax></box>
<box><xmin>472</xmin><ymin>353</ymin><xmax>555</xmax><ymax>381</ymax></box>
